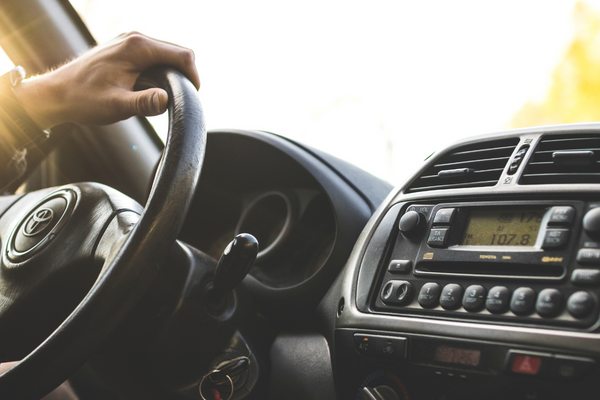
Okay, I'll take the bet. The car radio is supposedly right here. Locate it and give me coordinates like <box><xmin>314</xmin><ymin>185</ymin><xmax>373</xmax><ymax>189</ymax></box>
<box><xmin>371</xmin><ymin>200</ymin><xmax>600</xmax><ymax>329</ymax></box>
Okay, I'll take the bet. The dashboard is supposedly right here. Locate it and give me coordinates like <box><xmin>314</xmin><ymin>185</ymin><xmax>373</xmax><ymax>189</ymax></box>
<box><xmin>325</xmin><ymin>124</ymin><xmax>600</xmax><ymax>399</ymax></box>
<box><xmin>5</xmin><ymin>2</ymin><xmax>600</xmax><ymax>399</ymax></box>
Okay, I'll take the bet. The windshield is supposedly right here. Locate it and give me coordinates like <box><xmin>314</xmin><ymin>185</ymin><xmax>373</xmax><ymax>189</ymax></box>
<box><xmin>70</xmin><ymin>0</ymin><xmax>600</xmax><ymax>184</ymax></box>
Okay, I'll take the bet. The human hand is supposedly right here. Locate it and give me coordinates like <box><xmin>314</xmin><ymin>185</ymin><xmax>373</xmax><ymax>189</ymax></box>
<box><xmin>13</xmin><ymin>32</ymin><xmax>200</xmax><ymax>129</ymax></box>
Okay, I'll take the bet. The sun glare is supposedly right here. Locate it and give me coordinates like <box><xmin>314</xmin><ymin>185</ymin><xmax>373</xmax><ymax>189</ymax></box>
<box><xmin>68</xmin><ymin>0</ymin><xmax>600</xmax><ymax>183</ymax></box>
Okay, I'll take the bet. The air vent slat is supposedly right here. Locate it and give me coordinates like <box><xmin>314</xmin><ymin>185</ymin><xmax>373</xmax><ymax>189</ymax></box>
<box><xmin>452</xmin><ymin>145</ymin><xmax>519</xmax><ymax>156</ymax></box>
<box><xmin>536</xmin><ymin>148</ymin><xmax>600</xmax><ymax>154</ymax></box>
<box><xmin>406</xmin><ymin>138</ymin><xmax>519</xmax><ymax>193</ymax></box>
<box><xmin>434</xmin><ymin>156</ymin><xmax>511</xmax><ymax>169</ymax></box>
<box><xmin>408</xmin><ymin>180</ymin><xmax>500</xmax><ymax>193</ymax></box>
<box><xmin>520</xmin><ymin>134</ymin><xmax>600</xmax><ymax>185</ymax></box>
<box><xmin>419</xmin><ymin>167</ymin><xmax>506</xmax><ymax>181</ymax></box>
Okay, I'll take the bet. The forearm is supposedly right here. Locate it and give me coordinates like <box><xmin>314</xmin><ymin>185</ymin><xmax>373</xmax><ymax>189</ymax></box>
<box><xmin>0</xmin><ymin>73</ymin><xmax>48</xmax><ymax>190</ymax></box>
<box><xmin>0</xmin><ymin>119</ymin><xmax>27</xmax><ymax>190</ymax></box>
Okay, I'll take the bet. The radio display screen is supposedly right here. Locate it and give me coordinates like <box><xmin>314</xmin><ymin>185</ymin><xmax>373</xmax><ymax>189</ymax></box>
<box><xmin>460</xmin><ymin>208</ymin><xmax>545</xmax><ymax>246</ymax></box>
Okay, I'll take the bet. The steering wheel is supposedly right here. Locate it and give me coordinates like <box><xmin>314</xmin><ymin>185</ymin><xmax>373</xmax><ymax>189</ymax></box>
<box><xmin>0</xmin><ymin>67</ymin><xmax>206</xmax><ymax>398</ymax></box>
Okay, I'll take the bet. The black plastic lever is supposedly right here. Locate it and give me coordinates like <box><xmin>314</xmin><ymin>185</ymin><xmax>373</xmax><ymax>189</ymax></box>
<box><xmin>206</xmin><ymin>233</ymin><xmax>258</xmax><ymax>310</ymax></box>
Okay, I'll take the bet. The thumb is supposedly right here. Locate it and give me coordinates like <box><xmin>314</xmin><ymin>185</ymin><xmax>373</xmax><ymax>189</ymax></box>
<box><xmin>124</xmin><ymin>88</ymin><xmax>169</xmax><ymax>117</ymax></box>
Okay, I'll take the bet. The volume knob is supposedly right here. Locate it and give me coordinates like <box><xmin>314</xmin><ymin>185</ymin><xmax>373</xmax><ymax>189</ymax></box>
<box><xmin>583</xmin><ymin>208</ymin><xmax>600</xmax><ymax>235</ymax></box>
<box><xmin>399</xmin><ymin>211</ymin><xmax>423</xmax><ymax>236</ymax></box>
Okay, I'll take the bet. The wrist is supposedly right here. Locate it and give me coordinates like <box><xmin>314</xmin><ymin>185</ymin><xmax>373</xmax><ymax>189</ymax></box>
<box><xmin>13</xmin><ymin>72</ymin><xmax>65</xmax><ymax>130</ymax></box>
<box><xmin>0</xmin><ymin>66</ymin><xmax>51</xmax><ymax>150</ymax></box>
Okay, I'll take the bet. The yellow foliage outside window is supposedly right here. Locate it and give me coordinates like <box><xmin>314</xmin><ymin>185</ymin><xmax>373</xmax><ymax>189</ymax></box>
<box><xmin>511</xmin><ymin>2</ymin><xmax>600</xmax><ymax>128</ymax></box>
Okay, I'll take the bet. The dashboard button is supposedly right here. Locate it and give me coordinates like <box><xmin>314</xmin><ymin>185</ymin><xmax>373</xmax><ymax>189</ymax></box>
<box><xmin>505</xmin><ymin>350</ymin><xmax>552</xmax><ymax>376</ymax></box>
<box><xmin>427</xmin><ymin>228</ymin><xmax>449</xmax><ymax>247</ymax></box>
<box><xmin>381</xmin><ymin>281</ymin><xmax>395</xmax><ymax>302</ymax></box>
<box><xmin>542</xmin><ymin>229</ymin><xmax>570</xmax><ymax>249</ymax></box>
<box><xmin>548</xmin><ymin>206</ymin><xmax>575</xmax><ymax>226</ymax></box>
<box><xmin>576</xmin><ymin>248</ymin><xmax>600</xmax><ymax>264</ymax></box>
<box><xmin>512</xmin><ymin>355</ymin><xmax>542</xmax><ymax>375</ymax></box>
<box><xmin>462</xmin><ymin>285</ymin><xmax>486</xmax><ymax>312</ymax></box>
<box><xmin>396</xmin><ymin>282</ymin><xmax>414</xmax><ymax>305</ymax></box>
<box><xmin>374</xmin><ymin>336</ymin><xmax>407</xmax><ymax>360</ymax></box>
<box><xmin>549</xmin><ymin>355</ymin><xmax>595</xmax><ymax>379</ymax></box>
<box><xmin>571</xmin><ymin>269</ymin><xmax>600</xmax><ymax>285</ymax></box>
<box><xmin>418</xmin><ymin>282</ymin><xmax>440</xmax><ymax>308</ymax></box>
<box><xmin>388</xmin><ymin>260</ymin><xmax>412</xmax><ymax>274</ymax></box>
<box><xmin>433</xmin><ymin>208</ymin><xmax>456</xmax><ymax>225</ymax></box>
<box><xmin>486</xmin><ymin>286</ymin><xmax>511</xmax><ymax>314</ymax></box>
<box><xmin>381</xmin><ymin>280</ymin><xmax>414</xmax><ymax>306</ymax></box>
<box><xmin>439</xmin><ymin>284</ymin><xmax>463</xmax><ymax>310</ymax></box>
<box><xmin>510</xmin><ymin>287</ymin><xmax>536</xmax><ymax>315</ymax></box>
<box><xmin>354</xmin><ymin>334</ymin><xmax>376</xmax><ymax>356</ymax></box>
<box><xmin>353</xmin><ymin>334</ymin><xmax>407</xmax><ymax>360</ymax></box>
<box><xmin>566</xmin><ymin>291</ymin><xmax>595</xmax><ymax>318</ymax></box>
<box><xmin>536</xmin><ymin>289</ymin><xmax>563</xmax><ymax>317</ymax></box>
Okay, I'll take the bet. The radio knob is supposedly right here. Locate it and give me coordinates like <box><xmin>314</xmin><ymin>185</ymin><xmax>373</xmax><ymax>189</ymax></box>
<box><xmin>399</xmin><ymin>211</ymin><xmax>423</xmax><ymax>236</ymax></box>
<box><xmin>583</xmin><ymin>208</ymin><xmax>600</xmax><ymax>236</ymax></box>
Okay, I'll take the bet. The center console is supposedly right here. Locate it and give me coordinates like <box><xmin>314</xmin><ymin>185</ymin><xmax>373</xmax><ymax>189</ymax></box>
<box><xmin>330</xmin><ymin>128</ymin><xmax>600</xmax><ymax>400</ymax></box>
<box><xmin>373</xmin><ymin>200</ymin><xmax>600</xmax><ymax>330</ymax></box>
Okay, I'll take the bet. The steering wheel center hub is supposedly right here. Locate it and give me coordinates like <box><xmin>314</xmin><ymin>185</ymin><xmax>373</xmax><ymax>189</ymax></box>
<box><xmin>7</xmin><ymin>189</ymin><xmax>76</xmax><ymax>263</ymax></box>
<box><xmin>23</xmin><ymin>208</ymin><xmax>55</xmax><ymax>237</ymax></box>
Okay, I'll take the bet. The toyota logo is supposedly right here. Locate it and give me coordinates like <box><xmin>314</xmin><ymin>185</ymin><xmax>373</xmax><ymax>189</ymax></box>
<box><xmin>23</xmin><ymin>208</ymin><xmax>54</xmax><ymax>237</ymax></box>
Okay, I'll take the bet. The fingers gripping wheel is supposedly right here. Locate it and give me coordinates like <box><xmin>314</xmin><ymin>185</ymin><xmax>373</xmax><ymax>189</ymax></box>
<box><xmin>0</xmin><ymin>67</ymin><xmax>206</xmax><ymax>399</ymax></box>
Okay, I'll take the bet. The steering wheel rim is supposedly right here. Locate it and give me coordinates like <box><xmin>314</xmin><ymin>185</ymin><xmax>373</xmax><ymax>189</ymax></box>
<box><xmin>0</xmin><ymin>66</ymin><xmax>206</xmax><ymax>398</ymax></box>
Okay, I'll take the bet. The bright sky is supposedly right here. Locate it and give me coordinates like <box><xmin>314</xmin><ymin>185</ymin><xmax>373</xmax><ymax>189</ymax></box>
<box><xmin>68</xmin><ymin>0</ymin><xmax>598</xmax><ymax>184</ymax></box>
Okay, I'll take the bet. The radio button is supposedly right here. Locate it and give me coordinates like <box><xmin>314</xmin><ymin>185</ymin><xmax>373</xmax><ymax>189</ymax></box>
<box><xmin>571</xmin><ymin>269</ymin><xmax>600</xmax><ymax>285</ymax></box>
<box><xmin>418</xmin><ymin>282</ymin><xmax>441</xmax><ymax>308</ymax></box>
<box><xmin>388</xmin><ymin>260</ymin><xmax>412</xmax><ymax>274</ymax></box>
<box><xmin>486</xmin><ymin>286</ymin><xmax>511</xmax><ymax>314</ymax></box>
<box><xmin>396</xmin><ymin>281</ymin><xmax>414</xmax><ymax>305</ymax></box>
<box><xmin>433</xmin><ymin>208</ymin><xmax>456</xmax><ymax>225</ymax></box>
<box><xmin>440</xmin><ymin>284</ymin><xmax>463</xmax><ymax>310</ymax></box>
<box><xmin>576</xmin><ymin>248</ymin><xmax>600</xmax><ymax>264</ymax></box>
<box><xmin>542</xmin><ymin>229</ymin><xmax>570</xmax><ymax>249</ymax></box>
<box><xmin>381</xmin><ymin>280</ymin><xmax>414</xmax><ymax>306</ymax></box>
<box><xmin>462</xmin><ymin>285</ymin><xmax>487</xmax><ymax>312</ymax></box>
<box><xmin>567</xmin><ymin>291</ymin><xmax>595</xmax><ymax>318</ymax></box>
<box><xmin>548</xmin><ymin>206</ymin><xmax>575</xmax><ymax>226</ymax></box>
<box><xmin>536</xmin><ymin>289</ymin><xmax>563</xmax><ymax>317</ymax></box>
<box><xmin>427</xmin><ymin>228</ymin><xmax>449</xmax><ymax>247</ymax></box>
<box><xmin>381</xmin><ymin>281</ymin><xmax>395</xmax><ymax>302</ymax></box>
<box><xmin>510</xmin><ymin>287</ymin><xmax>536</xmax><ymax>315</ymax></box>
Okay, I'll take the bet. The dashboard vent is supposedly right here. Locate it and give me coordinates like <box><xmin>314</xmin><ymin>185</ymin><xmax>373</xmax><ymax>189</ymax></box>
<box><xmin>406</xmin><ymin>138</ymin><xmax>519</xmax><ymax>193</ymax></box>
<box><xmin>520</xmin><ymin>134</ymin><xmax>600</xmax><ymax>185</ymax></box>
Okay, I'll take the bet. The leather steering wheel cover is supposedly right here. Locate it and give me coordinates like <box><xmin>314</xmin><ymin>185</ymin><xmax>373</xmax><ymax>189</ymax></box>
<box><xmin>0</xmin><ymin>67</ymin><xmax>206</xmax><ymax>398</ymax></box>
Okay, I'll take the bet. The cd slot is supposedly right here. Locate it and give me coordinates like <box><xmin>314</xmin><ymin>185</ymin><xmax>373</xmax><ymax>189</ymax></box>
<box><xmin>415</xmin><ymin>261</ymin><xmax>565</xmax><ymax>280</ymax></box>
